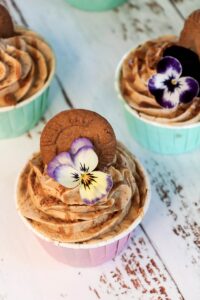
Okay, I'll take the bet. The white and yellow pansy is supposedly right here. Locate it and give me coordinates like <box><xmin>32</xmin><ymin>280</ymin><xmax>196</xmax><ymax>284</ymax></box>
<box><xmin>47</xmin><ymin>138</ymin><xmax>113</xmax><ymax>205</ymax></box>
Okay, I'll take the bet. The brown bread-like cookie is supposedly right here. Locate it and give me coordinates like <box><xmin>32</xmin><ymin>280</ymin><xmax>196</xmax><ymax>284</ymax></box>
<box><xmin>40</xmin><ymin>109</ymin><xmax>117</xmax><ymax>168</ymax></box>
<box><xmin>179</xmin><ymin>9</ymin><xmax>200</xmax><ymax>56</ymax></box>
<box><xmin>0</xmin><ymin>5</ymin><xmax>15</xmax><ymax>38</ymax></box>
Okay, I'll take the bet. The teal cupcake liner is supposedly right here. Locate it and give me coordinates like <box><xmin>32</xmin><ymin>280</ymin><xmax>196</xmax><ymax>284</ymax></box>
<box><xmin>65</xmin><ymin>0</ymin><xmax>127</xmax><ymax>11</ymax></box>
<box><xmin>115</xmin><ymin>50</ymin><xmax>200</xmax><ymax>155</ymax></box>
<box><xmin>0</xmin><ymin>52</ymin><xmax>55</xmax><ymax>139</ymax></box>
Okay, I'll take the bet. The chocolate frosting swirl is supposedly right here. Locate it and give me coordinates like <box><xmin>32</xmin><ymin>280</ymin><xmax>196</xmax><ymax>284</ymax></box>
<box><xmin>120</xmin><ymin>36</ymin><xmax>200</xmax><ymax>125</ymax></box>
<box><xmin>0</xmin><ymin>27</ymin><xmax>54</xmax><ymax>107</ymax></box>
<box><xmin>17</xmin><ymin>142</ymin><xmax>148</xmax><ymax>244</ymax></box>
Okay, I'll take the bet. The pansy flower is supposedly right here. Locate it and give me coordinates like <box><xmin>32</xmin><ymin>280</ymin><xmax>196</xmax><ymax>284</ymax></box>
<box><xmin>148</xmin><ymin>56</ymin><xmax>199</xmax><ymax>108</ymax></box>
<box><xmin>47</xmin><ymin>138</ymin><xmax>113</xmax><ymax>205</ymax></box>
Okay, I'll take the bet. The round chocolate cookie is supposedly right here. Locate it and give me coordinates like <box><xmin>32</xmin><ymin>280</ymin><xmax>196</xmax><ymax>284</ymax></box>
<box><xmin>0</xmin><ymin>5</ymin><xmax>14</xmax><ymax>38</ymax></box>
<box><xmin>40</xmin><ymin>109</ymin><xmax>117</xmax><ymax>168</ymax></box>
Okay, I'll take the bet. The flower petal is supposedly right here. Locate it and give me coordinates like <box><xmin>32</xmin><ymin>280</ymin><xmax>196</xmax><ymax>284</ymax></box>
<box><xmin>74</xmin><ymin>146</ymin><xmax>98</xmax><ymax>173</ymax></box>
<box><xmin>47</xmin><ymin>152</ymin><xmax>73</xmax><ymax>178</ymax></box>
<box><xmin>157</xmin><ymin>56</ymin><xmax>182</xmax><ymax>79</ymax></box>
<box><xmin>178</xmin><ymin>77</ymin><xmax>199</xmax><ymax>104</ymax></box>
<box><xmin>70</xmin><ymin>138</ymin><xmax>93</xmax><ymax>155</ymax></box>
<box><xmin>80</xmin><ymin>171</ymin><xmax>113</xmax><ymax>205</ymax></box>
<box><xmin>54</xmin><ymin>165</ymin><xmax>80</xmax><ymax>188</ymax></box>
<box><xmin>148</xmin><ymin>73</ymin><xmax>166</xmax><ymax>94</ymax></box>
<box><xmin>158</xmin><ymin>88</ymin><xmax>180</xmax><ymax>108</ymax></box>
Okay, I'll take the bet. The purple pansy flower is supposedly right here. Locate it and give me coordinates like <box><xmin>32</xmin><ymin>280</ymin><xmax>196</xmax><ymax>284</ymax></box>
<box><xmin>148</xmin><ymin>56</ymin><xmax>199</xmax><ymax>108</ymax></box>
<box><xmin>47</xmin><ymin>138</ymin><xmax>113</xmax><ymax>205</ymax></box>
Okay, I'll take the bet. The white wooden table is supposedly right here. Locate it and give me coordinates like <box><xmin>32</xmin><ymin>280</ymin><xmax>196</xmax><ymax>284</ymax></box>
<box><xmin>0</xmin><ymin>0</ymin><xmax>200</xmax><ymax>299</ymax></box>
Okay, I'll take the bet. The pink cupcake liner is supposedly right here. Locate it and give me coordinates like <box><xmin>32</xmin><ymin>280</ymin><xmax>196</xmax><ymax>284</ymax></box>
<box><xmin>37</xmin><ymin>233</ymin><xmax>131</xmax><ymax>267</ymax></box>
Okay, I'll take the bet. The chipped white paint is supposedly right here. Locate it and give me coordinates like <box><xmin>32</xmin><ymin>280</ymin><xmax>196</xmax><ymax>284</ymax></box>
<box><xmin>0</xmin><ymin>0</ymin><xmax>200</xmax><ymax>299</ymax></box>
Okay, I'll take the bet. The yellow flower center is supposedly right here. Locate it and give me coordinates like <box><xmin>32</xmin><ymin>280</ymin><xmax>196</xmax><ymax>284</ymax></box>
<box><xmin>171</xmin><ymin>79</ymin><xmax>177</xmax><ymax>85</ymax></box>
<box><xmin>81</xmin><ymin>172</ymin><xmax>97</xmax><ymax>189</ymax></box>
<box><xmin>81</xmin><ymin>173</ymin><xmax>91</xmax><ymax>184</ymax></box>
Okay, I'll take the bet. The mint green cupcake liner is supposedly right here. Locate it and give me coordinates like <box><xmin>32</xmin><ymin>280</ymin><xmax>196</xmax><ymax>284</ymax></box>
<box><xmin>115</xmin><ymin>50</ymin><xmax>200</xmax><ymax>155</ymax></box>
<box><xmin>0</xmin><ymin>53</ymin><xmax>55</xmax><ymax>139</ymax></box>
<box><xmin>65</xmin><ymin>0</ymin><xmax>127</xmax><ymax>11</ymax></box>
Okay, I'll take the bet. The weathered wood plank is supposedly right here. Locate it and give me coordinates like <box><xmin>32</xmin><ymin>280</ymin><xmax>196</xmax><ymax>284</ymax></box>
<box><xmin>140</xmin><ymin>149</ymin><xmax>200</xmax><ymax>300</ymax></box>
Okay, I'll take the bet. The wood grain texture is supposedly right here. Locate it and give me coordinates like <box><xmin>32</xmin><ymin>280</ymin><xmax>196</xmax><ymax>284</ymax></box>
<box><xmin>0</xmin><ymin>0</ymin><xmax>200</xmax><ymax>299</ymax></box>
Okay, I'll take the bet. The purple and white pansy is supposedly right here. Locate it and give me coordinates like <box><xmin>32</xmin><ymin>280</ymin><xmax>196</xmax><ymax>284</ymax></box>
<box><xmin>148</xmin><ymin>56</ymin><xmax>199</xmax><ymax>108</ymax></box>
<box><xmin>47</xmin><ymin>138</ymin><xmax>113</xmax><ymax>205</ymax></box>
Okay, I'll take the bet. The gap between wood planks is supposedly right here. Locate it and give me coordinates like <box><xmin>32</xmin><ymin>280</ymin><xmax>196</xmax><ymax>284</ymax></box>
<box><xmin>140</xmin><ymin>224</ymin><xmax>184</xmax><ymax>298</ymax></box>
<box><xmin>55</xmin><ymin>74</ymin><xmax>73</xmax><ymax>108</ymax></box>
<box><xmin>7</xmin><ymin>0</ymin><xmax>186</xmax><ymax>298</ymax></box>
<box><xmin>169</xmin><ymin>0</ymin><xmax>185</xmax><ymax>20</ymax></box>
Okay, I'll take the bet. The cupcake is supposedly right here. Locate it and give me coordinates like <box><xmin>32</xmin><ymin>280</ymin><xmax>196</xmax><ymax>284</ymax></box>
<box><xmin>0</xmin><ymin>5</ymin><xmax>55</xmax><ymax>138</ymax></box>
<box><xmin>16</xmin><ymin>109</ymin><xmax>150</xmax><ymax>267</ymax></box>
<box><xmin>116</xmin><ymin>10</ymin><xmax>200</xmax><ymax>154</ymax></box>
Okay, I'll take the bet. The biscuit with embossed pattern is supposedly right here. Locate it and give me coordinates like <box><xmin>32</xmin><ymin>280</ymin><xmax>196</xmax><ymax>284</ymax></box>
<box><xmin>40</xmin><ymin>109</ymin><xmax>117</xmax><ymax>168</ymax></box>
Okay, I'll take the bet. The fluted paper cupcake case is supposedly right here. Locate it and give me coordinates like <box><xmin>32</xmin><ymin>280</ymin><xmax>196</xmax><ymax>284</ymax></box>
<box><xmin>15</xmin><ymin>157</ymin><xmax>150</xmax><ymax>268</ymax></box>
<box><xmin>65</xmin><ymin>0</ymin><xmax>127</xmax><ymax>11</ymax></box>
<box><xmin>0</xmin><ymin>46</ymin><xmax>55</xmax><ymax>139</ymax></box>
<box><xmin>115</xmin><ymin>49</ymin><xmax>200</xmax><ymax>155</ymax></box>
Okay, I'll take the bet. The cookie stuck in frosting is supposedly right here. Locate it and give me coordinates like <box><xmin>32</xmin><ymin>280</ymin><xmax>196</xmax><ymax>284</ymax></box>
<box><xmin>179</xmin><ymin>9</ymin><xmax>200</xmax><ymax>57</ymax></box>
<box><xmin>40</xmin><ymin>109</ymin><xmax>117</xmax><ymax>169</ymax></box>
<box><xmin>0</xmin><ymin>5</ymin><xmax>14</xmax><ymax>38</ymax></box>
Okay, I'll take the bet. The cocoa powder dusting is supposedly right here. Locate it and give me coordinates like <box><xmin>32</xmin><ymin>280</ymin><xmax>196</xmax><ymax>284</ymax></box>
<box><xmin>4</xmin><ymin>93</ymin><xmax>16</xmax><ymax>105</ymax></box>
<box><xmin>40</xmin><ymin>196</ymin><xmax>62</xmax><ymax>207</ymax></box>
